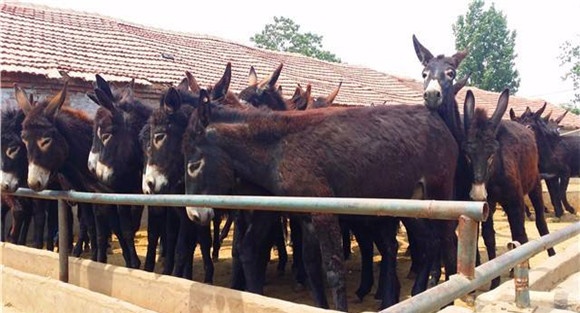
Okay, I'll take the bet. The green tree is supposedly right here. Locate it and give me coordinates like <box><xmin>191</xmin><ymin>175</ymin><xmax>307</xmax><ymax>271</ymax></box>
<box><xmin>453</xmin><ymin>0</ymin><xmax>520</xmax><ymax>93</ymax></box>
<box><xmin>559</xmin><ymin>39</ymin><xmax>580</xmax><ymax>107</ymax></box>
<box><xmin>250</xmin><ymin>16</ymin><xmax>341</xmax><ymax>63</ymax></box>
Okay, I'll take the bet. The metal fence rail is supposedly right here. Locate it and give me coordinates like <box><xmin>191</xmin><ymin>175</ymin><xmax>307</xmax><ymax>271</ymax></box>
<box><xmin>381</xmin><ymin>221</ymin><xmax>580</xmax><ymax>313</ymax></box>
<box><xmin>5</xmin><ymin>187</ymin><xmax>494</xmax><ymax>312</ymax></box>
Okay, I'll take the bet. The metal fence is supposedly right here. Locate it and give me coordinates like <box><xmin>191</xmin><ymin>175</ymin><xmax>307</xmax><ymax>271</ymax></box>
<box><xmin>6</xmin><ymin>188</ymin><xmax>578</xmax><ymax>312</ymax></box>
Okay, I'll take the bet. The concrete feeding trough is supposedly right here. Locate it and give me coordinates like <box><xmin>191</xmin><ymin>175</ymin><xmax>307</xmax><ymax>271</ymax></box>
<box><xmin>1</xmin><ymin>243</ymin><xmax>339</xmax><ymax>313</ymax></box>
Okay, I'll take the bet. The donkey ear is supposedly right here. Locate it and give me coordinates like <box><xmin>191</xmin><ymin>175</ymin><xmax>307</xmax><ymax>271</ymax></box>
<box><xmin>325</xmin><ymin>81</ymin><xmax>342</xmax><ymax>105</ymax></box>
<box><xmin>14</xmin><ymin>84</ymin><xmax>33</xmax><ymax>114</ymax></box>
<box><xmin>177</xmin><ymin>77</ymin><xmax>189</xmax><ymax>92</ymax></box>
<box><xmin>490</xmin><ymin>89</ymin><xmax>509</xmax><ymax>130</ymax></box>
<box><xmin>509</xmin><ymin>108</ymin><xmax>517</xmax><ymax>121</ymax></box>
<box><xmin>185</xmin><ymin>71</ymin><xmax>201</xmax><ymax>93</ymax></box>
<box><xmin>555</xmin><ymin>110</ymin><xmax>569</xmax><ymax>124</ymax></box>
<box><xmin>163</xmin><ymin>87</ymin><xmax>182</xmax><ymax>113</ymax></box>
<box><xmin>44</xmin><ymin>81</ymin><xmax>68</xmax><ymax>119</ymax></box>
<box><xmin>463</xmin><ymin>89</ymin><xmax>475</xmax><ymax>134</ymax></box>
<box><xmin>454</xmin><ymin>73</ymin><xmax>470</xmax><ymax>95</ymax></box>
<box><xmin>534</xmin><ymin>102</ymin><xmax>547</xmax><ymax>119</ymax></box>
<box><xmin>258</xmin><ymin>63</ymin><xmax>283</xmax><ymax>90</ymax></box>
<box><xmin>86</xmin><ymin>92</ymin><xmax>100</xmax><ymax>105</ymax></box>
<box><xmin>543</xmin><ymin>110</ymin><xmax>553</xmax><ymax>122</ymax></box>
<box><xmin>212</xmin><ymin>62</ymin><xmax>231</xmax><ymax>100</ymax></box>
<box><xmin>95</xmin><ymin>74</ymin><xmax>114</xmax><ymax>99</ymax></box>
<box><xmin>452</xmin><ymin>49</ymin><xmax>468</xmax><ymax>67</ymax></box>
<box><xmin>198</xmin><ymin>89</ymin><xmax>211</xmax><ymax>128</ymax></box>
<box><xmin>248</xmin><ymin>66</ymin><xmax>258</xmax><ymax>86</ymax></box>
<box><xmin>412</xmin><ymin>34</ymin><xmax>434</xmax><ymax>66</ymax></box>
<box><xmin>94</xmin><ymin>88</ymin><xmax>117</xmax><ymax>113</ymax></box>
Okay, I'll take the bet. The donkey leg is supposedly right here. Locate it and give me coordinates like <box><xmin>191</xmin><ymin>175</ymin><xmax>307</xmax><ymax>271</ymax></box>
<box><xmin>312</xmin><ymin>213</ymin><xmax>348</xmax><ymax>312</ymax></box>
<box><xmin>117</xmin><ymin>204</ymin><xmax>141</xmax><ymax>269</ymax></box>
<box><xmin>559</xmin><ymin>173</ymin><xmax>576</xmax><ymax>214</ymax></box>
<box><xmin>289</xmin><ymin>215</ymin><xmax>307</xmax><ymax>289</ymax></box>
<box><xmin>45</xmin><ymin>200</ymin><xmax>58</xmax><ymax>251</ymax></box>
<box><xmin>144</xmin><ymin>206</ymin><xmax>164</xmax><ymax>272</ymax></box>
<box><xmin>173</xmin><ymin>211</ymin><xmax>195</xmax><ymax>279</ymax></box>
<box><xmin>347</xmin><ymin>220</ymin><xmax>374</xmax><ymax>302</ymax></box>
<box><xmin>231</xmin><ymin>214</ymin><xmax>246</xmax><ymax>291</ymax></box>
<box><xmin>300</xmin><ymin>216</ymin><xmax>329</xmax><ymax>309</ymax></box>
<box><xmin>375</xmin><ymin>217</ymin><xmax>402</xmax><ymax>310</ymax></box>
<box><xmin>339</xmin><ymin>218</ymin><xmax>352</xmax><ymax>260</ymax></box>
<box><xmin>32</xmin><ymin>200</ymin><xmax>46</xmax><ymax>249</ymax></box>
<box><xmin>545</xmin><ymin>177</ymin><xmax>564</xmax><ymax>217</ymax></box>
<box><xmin>273</xmin><ymin>215</ymin><xmax>288</xmax><ymax>276</ymax></box>
<box><xmin>240</xmin><ymin>211</ymin><xmax>276</xmax><ymax>294</ymax></box>
<box><xmin>162</xmin><ymin>209</ymin><xmax>179</xmax><ymax>275</ymax></box>
<box><xmin>481</xmin><ymin>203</ymin><xmax>500</xmax><ymax>289</ymax></box>
<box><xmin>528</xmin><ymin>182</ymin><xmax>555</xmax><ymax>256</ymax></box>
<box><xmin>198</xmin><ymin>223</ymin><xmax>214</xmax><ymax>284</ymax></box>
<box><xmin>211</xmin><ymin>211</ymin><xmax>222</xmax><ymax>262</ymax></box>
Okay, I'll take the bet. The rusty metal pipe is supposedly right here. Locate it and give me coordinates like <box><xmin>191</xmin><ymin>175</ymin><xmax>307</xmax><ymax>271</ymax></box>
<box><xmin>457</xmin><ymin>215</ymin><xmax>478</xmax><ymax>279</ymax></box>
<box><xmin>8</xmin><ymin>188</ymin><xmax>489</xmax><ymax>222</ymax></box>
<box><xmin>58</xmin><ymin>199</ymin><xmax>69</xmax><ymax>283</ymax></box>
<box><xmin>508</xmin><ymin>241</ymin><xmax>530</xmax><ymax>308</ymax></box>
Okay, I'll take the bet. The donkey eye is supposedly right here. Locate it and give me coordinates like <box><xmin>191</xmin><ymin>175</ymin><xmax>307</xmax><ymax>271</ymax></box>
<box><xmin>422</xmin><ymin>71</ymin><xmax>428</xmax><ymax>79</ymax></box>
<box><xmin>101</xmin><ymin>133</ymin><xmax>112</xmax><ymax>145</ymax></box>
<box><xmin>6</xmin><ymin>146</ymin><xmax>20</xmax><ymax>159</ymax></box>
<box><xmin>38</xmin><ymin>137</ymin><xmax>52</xmax><ymax>149</ymax></box>
<box><xmin>446</xmin><ymin>70</ymin><xmax>456</xmax><ymax>79</ymax></box>
<box><xmin>187</xmin><ymin>160</ymin><xmax>203</xmax><ymax>177</ymax></box>
<box><xmin>153</xmin><ymin>133</ymin><xmax>166</xmax><ymax>147</ymax></box>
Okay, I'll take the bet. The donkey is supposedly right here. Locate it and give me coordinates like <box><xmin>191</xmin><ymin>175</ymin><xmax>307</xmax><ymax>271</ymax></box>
<box><xmin>463</xmin><ymin>90</ymin><xmax>555</xmax><ymax>288</ymax></box>
<box><xmin>88</xmin><ymin>74</ymin><xmax>151</xmax><ymax>269</ymax></box>
<box><xmin>510</xmin><ymin>105</ymin><xmax>579</xmax><ymax>217</ymax></box>
<box><xmin>183</xmin><ymin>88</ymin><xmax>459</xmax><ymax>311</ymax></box>
<box><xmin>287</xmin><ymin>82</ymin><xmax>342</xmax><ymax>110</ymax></box>
<box><xmin>2</xmin><ymin>92</ymin><xmax>65</xmax><ymax>251</ymax></box>
<box><xmin>15</xmin><ymin>82</ymin><xmax>133</xmax><ymax>266</ymax></box>
<box><xmin>412</xmin><ymin>35</ymin><xmax>471</xmax><ymax>288</ymax></box>
<box><xmin>140</xmin><ymin>65</ymin><xmax>241</xmax><ymax>281</ymax></box>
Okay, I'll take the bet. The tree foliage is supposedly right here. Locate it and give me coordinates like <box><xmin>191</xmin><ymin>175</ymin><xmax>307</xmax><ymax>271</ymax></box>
<box><xmin>250</xmin><ymin>16</ymin><xmax>341</xmax><ymax>63</ymax></box>
<box><xmin>453</xmin><ymin>0</ymin><xmax>520</xmax><ymax>93</ymax></box>
<box><xmin>559</xmin><ymin>39</ymin><xmax>580</xmax><ymax>107</ymax></box>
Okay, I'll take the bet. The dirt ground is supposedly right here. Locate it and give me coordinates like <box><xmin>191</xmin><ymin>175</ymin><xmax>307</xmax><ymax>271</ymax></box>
<box><xmin>103</xmin><ymin>182</ymin><xmax>580</xmax><ymax>313</ymax></box>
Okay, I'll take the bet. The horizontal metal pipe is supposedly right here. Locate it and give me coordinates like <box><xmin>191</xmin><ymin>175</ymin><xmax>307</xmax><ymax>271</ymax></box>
<box><xmin>7</xmin><ymin>188</ymin><xmax>489</xmax><ymax>221</ymax></box>
<box><xmin>381</xmin><ymin>222</ymin><xmax>580</xmax><ymax>313</ymax></box>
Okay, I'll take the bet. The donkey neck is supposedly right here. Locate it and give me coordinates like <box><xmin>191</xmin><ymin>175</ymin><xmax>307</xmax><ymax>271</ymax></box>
<box><xmin>437</xmin><ymin>94</ymin><xmax>464</xmax><ymax>145</ymax></box>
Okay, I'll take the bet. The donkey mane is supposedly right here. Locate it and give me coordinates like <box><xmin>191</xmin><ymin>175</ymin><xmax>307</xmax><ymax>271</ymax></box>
<box><xmin>1</xmin><ymin>108</ymin><xmax>25</xmax><ymax>141</ymax></box>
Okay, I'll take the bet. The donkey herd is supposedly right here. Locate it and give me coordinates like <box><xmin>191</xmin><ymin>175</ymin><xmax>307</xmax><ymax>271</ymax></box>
<box><xmin>1</xmin><ymin>35</ymin><xmax>578</xmax><ymax>311</ymax></box>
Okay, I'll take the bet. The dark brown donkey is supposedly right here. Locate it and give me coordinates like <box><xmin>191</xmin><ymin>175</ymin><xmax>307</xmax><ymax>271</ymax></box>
<box><xmin>140</xmin><ymin>65</ymin><xmax>239</xmax><ymax>281</ymax></box>
<box><xmin>88</xmin><ymin>74</ymin><xmax>150</xmax><ymax>269</ymax></box>
<box><xmin>463</xmin><ymin>89</ymin><xmax>555</xmax><ymax>288</ymax></box>
<box><xmin>413</xmin><ymin>35</ymin><xmax>471</xmax><ymax>288</ymax></box>
<box><xmin>183</xmin><ymin>89</ymin><xmax>459</xmax><ymax>311</ymax></box>
<box><xmin>510</xmin><ymin>104</ymin><xmax>579</xmax><ymax>217</ymax></box>
<box><xmin>16</xmin><ymin>82</ymin><xmax>133</xmax><ymax>266</ymax></box>
<box><xmin>1</xmin><ymin>105</ymin><xmax>59</xmax><ymax>249</ymax></box>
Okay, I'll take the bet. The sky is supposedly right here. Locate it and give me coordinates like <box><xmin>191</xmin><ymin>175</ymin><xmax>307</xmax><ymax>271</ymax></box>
<box><xmin>17</xmin><ymin>0</ymin><xmax>580</xmax><ymax>105</ymax></box>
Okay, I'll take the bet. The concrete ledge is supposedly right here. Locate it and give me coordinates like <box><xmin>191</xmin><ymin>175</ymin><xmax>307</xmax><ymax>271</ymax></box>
<box><xmin>1</xmin><ymin>243</ymin><xmax>338</xmax><ymax>313</ymax></box>
<box><xmin>437</xmin><ymin>306</ymin><xmax>473</xmax><ymax>313</ymax></box>
<box><xmin>2</xmin><ymin>266</ymin><xmax>155</xmax><ymax>313</ymax></box>
<box><xmin>475</xmin><ymin>243</ymin><xmax>580</xmax><ymax>312</ymax></box>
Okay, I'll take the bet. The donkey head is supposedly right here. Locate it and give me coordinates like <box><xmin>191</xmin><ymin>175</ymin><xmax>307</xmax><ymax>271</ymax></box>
<box><xmin>90</xmin><ymin>75</ymin><xmax>148</xmax><ymax>187</ymax></box>
<box><xmin>18</xmin><ymin>82</ymin><xmax>70</xmax><ymax>191</ymax></box>
<box><xmin>238</xmin><ymin>63</ymin><xmax>288</xmax><ymax>111</ymax></box>
<box><xmin>1</xmin><ymin>90</ymin><xmax>28</xmax><ymax>192</ymax></box>
<box><xmin>509</xmin><ymin>103</ymin><xmax>562</xmax><ymax>153</ymax></box>
<box><xmin>142</xmin><ymin>87</ymin><xmax>193</xmax><ymax>194</ymax></box>
<box><xmin>413</xmin><ymin>34</ymin><xmax>468</xmax><ymax>109</ymax></box>
<box><xmin>463</xmin><ymin>89</ymin><xmax>509</xmax><ymax>201</ymax></box>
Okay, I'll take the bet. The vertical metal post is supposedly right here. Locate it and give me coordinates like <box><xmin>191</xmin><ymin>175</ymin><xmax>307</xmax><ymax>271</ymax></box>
<box><xmin>58</xmin><ymin>199</ymin><xmax>69</xmax><ymax>283</ymax></box>
<box><xmin>508</xmin><ymin>241</ymin><xmax>530</xmax><ymax>308</ymax></box>
<box><xmin>457</xmin><ymin>215</ymin><xmax>478</xmax><ymax>279</ymax></box>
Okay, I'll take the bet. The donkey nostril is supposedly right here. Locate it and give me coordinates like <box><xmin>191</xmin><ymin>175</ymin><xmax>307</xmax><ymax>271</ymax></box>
<box><xmin>146</xmin><ymin>180</ymin><xmax>154</xmax><ymax>191</ymax></box>
<box><xmin>436</xmin><ymin>91</ymin><xmax>441</xmax><ymax>98</ymax></box>
<box><xmin>192</xmin><ymin>214</ymin><xmax>201</xmax><ymax>223</ymax></box>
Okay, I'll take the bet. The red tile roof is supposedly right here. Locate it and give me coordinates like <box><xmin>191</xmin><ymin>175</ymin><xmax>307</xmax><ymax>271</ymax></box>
<box><xmin>1</xmin><ymin>1</ymin><xmax>578</xmax><ymax>129</ymax></box>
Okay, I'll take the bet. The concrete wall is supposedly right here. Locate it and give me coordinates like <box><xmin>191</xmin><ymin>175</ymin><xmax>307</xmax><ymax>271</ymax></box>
<box><xmin>1</xmin><ymin>243</ymin><xmax>339</xmax><ymax>313</ymax></box>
